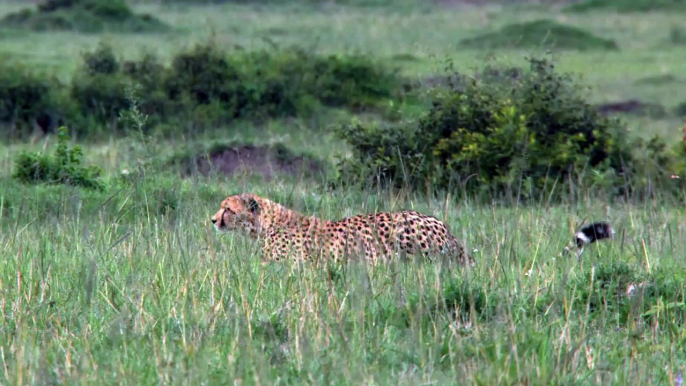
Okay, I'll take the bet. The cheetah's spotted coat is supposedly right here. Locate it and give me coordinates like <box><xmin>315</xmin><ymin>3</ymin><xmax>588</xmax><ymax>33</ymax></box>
<box><xmin>211</xmin><ymin>193</ymin><xmax>474</xmax><ymax>264</ymax></box>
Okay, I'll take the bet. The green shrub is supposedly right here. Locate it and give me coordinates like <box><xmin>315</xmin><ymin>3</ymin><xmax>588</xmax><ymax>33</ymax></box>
<box><xmin>2</xmin><ymin>40</ymin><xmax>398</xmax><ymax>139</ymax></box>
<box><xmin>147</xmin><ymin>41</ymin><xmax>396</xmax><ymax>125</ymax></box>
<box><xmin>333</xmin><ymin>57</ymin><xmax>682</xmax><ymax>200</ymax></box>
<box><xmin>162</xmin><ymin>43</ymin><xmax>396</xmax><ymax>120</ymax></box>
<box><xmin>307</xmin><ymin>53</ymin><xmax>398</xmax><ymax>108</ymax></box>
<box><xmin>122</xmin><ymin>52</ymin><xmax>165</xmax><ymax>92</ymax></box>
<box><xmin>0</xmin><ymin>61</ymin><xmax>63</xmax><ymax>139</ymax></box>
<box><xmin>13</xmin><ymin>127</ymin><xmax>105</xmax><ymax>190</ymax></box>
<box><xmin>82</xmin><ymin>42</ymin><xmax>120</xmax><ymax>75</ymax></box>
<box><xmin>163</xmin><ymin>43</ymin><xmax>258</xmax><ymax>119</ymax></box>
<box><xmin>70</xmin><ymin>72</ymin><xmax>135</xmax><ymax>127</ymax></box>
<box><xmin>68</xmin><ymin>43</ymin><xmax>132</xmax><ymax>128</ymax></box>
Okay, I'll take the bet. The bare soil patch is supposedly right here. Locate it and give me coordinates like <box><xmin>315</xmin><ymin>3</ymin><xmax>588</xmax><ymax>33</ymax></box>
<box><xmin>174</xmin><ymin>143</ymin><xmax>325</xmax><ymax>180</ymax></box>
<box><xmin>595</xmin><ymin>99</ymin><xmax>667</xmax><ymax>118</ymax></box>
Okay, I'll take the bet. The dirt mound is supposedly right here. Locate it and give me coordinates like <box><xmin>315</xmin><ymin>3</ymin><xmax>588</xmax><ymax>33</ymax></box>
<box><xmin>459</xmin><ymin>19</ymin><xmax>618</xmax><ymax>51</ymax></box>
<box><xmin>595</xmin><ymin>99</ymin><xmax>667</xmax><ymax>118</ymax></box>
<box><xmin>634</xmin><ymin>74</ymin><xmax>680</xmax><ymax>85</ymax></box>
<box><xmin>0</xmin><ymin>0</ymin><xmax>170</xmax><ymax>34</ymax></box>
<box><xmin>174</xmin><ymin>143</ymin><xmax>325</xmax><ymax>180</ymax></box>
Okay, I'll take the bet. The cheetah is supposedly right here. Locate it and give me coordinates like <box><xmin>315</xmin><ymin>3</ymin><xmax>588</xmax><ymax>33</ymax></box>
<box><xmin>210</xmin><ymin>193</ymin><xmax>475</xmax><ymax>265</ymax></box>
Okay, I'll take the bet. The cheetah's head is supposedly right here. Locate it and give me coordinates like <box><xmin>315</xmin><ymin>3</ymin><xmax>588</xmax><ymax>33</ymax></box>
<box><xmin>211</xmin><ymin>194</ymin><xmax>263</xmax><ymax>236</ymax></box>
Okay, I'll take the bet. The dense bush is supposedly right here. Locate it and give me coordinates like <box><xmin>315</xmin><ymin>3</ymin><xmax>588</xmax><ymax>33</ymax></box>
<box><xmin>0</xmin><ymin>61</ymin><xmax>66</xmax><ymax>139</ymax></box>
<box><xmin>160</xmin><ymin>44</ymin><xmax>397</xmax><ymax>120</ymax></box>
<box><xmin>0</xmin><ymin>40</ymin><xmax>398</xmax><ymax>139</ymax></box>
<box><xmin>333</xmin><ymin>57</ymin><xmax>686</xmax><ymax>200</ymax></box>
<box><xmin>13</xmin><ymin>127</ymin><xmax>105</xmax><ymax>190</ymax></box>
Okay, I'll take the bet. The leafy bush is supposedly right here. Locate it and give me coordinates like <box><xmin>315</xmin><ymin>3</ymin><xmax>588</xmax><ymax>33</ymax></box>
<box><xmin>13</xmin><ymin>127</ymin><xmax>105</xmax><ymax>190</ymax></box>
<box><xmin>82</xmin><ymin>42</ymin><xmax>120</xmax><ymax>75</ymax></box>
<box><xmin>0</xmin><ymin>61</ymin><xmax>65</xmax><ymax>139</ymax></box>
<box><xmin>71</xmin><ymin>72</ymin><xmax>135</xmax><ymax>127</ymax></box>
<box><xmin>0</xmin><ymin>40</ymin><xmax>399</xmax><ymax>139</ymax></box>
<box><xmin>162</xmin><ymin>44</ymin><xmax>397</xmax><ymax>120</ymax></box>
<box><xmin>333</xmin><ymin>57</ymin><xmax>684</xmax><ymax>200</ymax></box>
<box><xmin>306</xmin><ymin>53</ymin><xmax>398</xmax><ymax>107</ymax></box>
<box><xmin>62</xmin><ymin>41</ymin><xmax>397</xmax><ymax>137</ymax></box>
<box><xmin>163</xmin><ymin>43</ymin><xmax>259</xmax><ymax>119</ymax></box>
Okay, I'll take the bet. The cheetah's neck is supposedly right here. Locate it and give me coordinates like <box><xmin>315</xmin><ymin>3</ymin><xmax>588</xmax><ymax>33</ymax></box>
<box><xmin>257</xmin><ymin>200</ymin><xmax>332</xmax><ymax>235</ymax></box>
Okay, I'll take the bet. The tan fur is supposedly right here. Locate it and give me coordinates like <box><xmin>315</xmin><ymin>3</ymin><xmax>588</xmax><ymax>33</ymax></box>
<box><xmin>211</xmin><ymin>193</ymin><xmax>474</xmax><ymax>265</ymax></box>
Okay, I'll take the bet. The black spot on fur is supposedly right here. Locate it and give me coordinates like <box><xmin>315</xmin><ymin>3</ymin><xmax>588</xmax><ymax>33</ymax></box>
<box><xmin>247</xmin><ymin>198</ymin><xmax>260</xmax><ymax>214</ymax></box>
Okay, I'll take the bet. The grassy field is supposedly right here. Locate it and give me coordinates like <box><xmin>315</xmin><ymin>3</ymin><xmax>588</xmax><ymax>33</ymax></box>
<box><xmin>2</xmin><ymin>0</ymin><xmax>686</xmax><ymax>384</ymax></box>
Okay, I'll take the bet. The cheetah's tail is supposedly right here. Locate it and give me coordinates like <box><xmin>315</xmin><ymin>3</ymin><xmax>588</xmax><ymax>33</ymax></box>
<box><xmin>561</xmin><ymin>221</ymin><xmax>614</xmax><ymax>259</ymax></box>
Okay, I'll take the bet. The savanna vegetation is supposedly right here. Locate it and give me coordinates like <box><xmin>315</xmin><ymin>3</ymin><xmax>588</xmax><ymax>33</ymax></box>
<box><xmin>1</xmin><ymin>0</ymin><xmax>686</xmax><ymax>384</ymax></box>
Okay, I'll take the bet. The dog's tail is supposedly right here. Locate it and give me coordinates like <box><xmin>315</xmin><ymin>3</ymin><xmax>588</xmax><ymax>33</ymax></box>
<box><xmin>562</xmin><ymin>221</ymin><xmax>615</xmax><ymax>258</ymax></box>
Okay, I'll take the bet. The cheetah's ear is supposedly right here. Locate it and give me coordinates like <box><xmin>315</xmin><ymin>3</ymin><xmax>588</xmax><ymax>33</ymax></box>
<box><xmin>246</xmin><ymin>197</ymin><xmax>260</xmax><ymax>214</ymax></box>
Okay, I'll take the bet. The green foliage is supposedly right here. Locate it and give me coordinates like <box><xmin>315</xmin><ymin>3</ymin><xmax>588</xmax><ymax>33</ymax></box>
<box><xmin>0</xmin><ymin>60</ymin><xmax>65</xmax><ymax>139</ymax></box>
<box><xmin>307</xmin><ymin>52</ymin><xmax>398</xmax><ymax>108</ymax></box>
<box><xmin>82</xmin><ymin>42</ymin><xmax>121</xmax><ymax>75</ymax></box>
<box><xmin>459</xmin><ymin>19</ymin><xmax>619</xmax><ymax>51</ymax></box>
<box><xmin>71</xmin><ymin>73</ymin><xmax>133</xmax><ymax>126</ymax></box>
<box><xmin>68</xmin><ymin>43</ymin><xmax>141</xmax><ymax>130</ymax></box>
<box><xmin>0</xmin><ymin>0</ymin><xmax>170</xmax><ymax>33</ymax></box>
<box><xmin>12</xmin><ymin>127</ymin><xmax>104</xmax><ymax>190</ymax></box>
<box><xmin>333</xmin><ymin>57</ymin><xmax>683</xmax><ymax>200</ymax></box>
<box><xmin>565</xmin><ymin>0</ymin><xmax>686</xmax><ymax>13</ymax></box>
<box><xmin>2</xmin><ymin>40</ymin><xmax>398</xmax><ymax>139</ymax></box>
<box><xmin>161</xmin><ymin>44</ymin><xmax>397</xmax><ymax>121</ymax></box>
<box><xmin>163</xmin><ymin>43</ymin><xmax>261</xmax><ymax>120</ymax></box>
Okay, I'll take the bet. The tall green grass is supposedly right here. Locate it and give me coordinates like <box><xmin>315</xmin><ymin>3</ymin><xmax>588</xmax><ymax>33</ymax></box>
<box><xmin>1</xmin><ymin>168</ymin><xmax>686</xmax><ymax>384</ymax></box>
